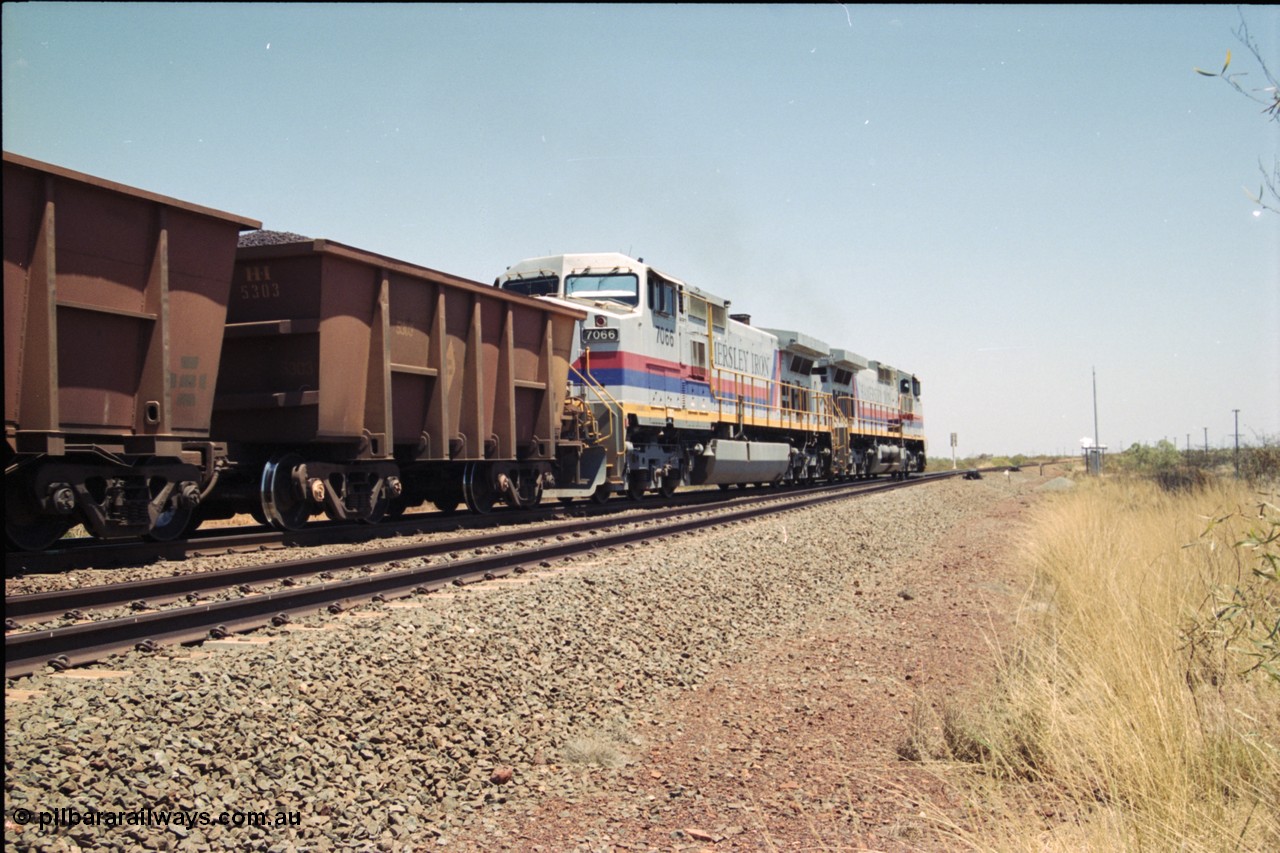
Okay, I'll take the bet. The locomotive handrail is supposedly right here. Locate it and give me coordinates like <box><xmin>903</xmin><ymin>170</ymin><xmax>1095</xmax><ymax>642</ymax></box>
<box><xmin>567</xmin><ymin>357</ymin><xmax>623</xmax><ymax>445</ymax></box>
<box><xmin>703</xmin><ymin>363</ymin><xmax>862</xmax><ymax>437</ymax></box>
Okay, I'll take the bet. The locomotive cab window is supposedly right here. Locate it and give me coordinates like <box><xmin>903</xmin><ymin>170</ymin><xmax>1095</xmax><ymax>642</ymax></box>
<box><xmin>565</xmin><ymin>272</ymin><xmax>640</xmax><ymax>307</ymax></box>
<box><xmin>500</xmin><ymin>275</ymin><xmax>559</xmax><ymax>297</ymax></box>
<box><xmin>648</xmin><ymin>275</ymin><xmax>678</xmax><ymax>316</ymax></box>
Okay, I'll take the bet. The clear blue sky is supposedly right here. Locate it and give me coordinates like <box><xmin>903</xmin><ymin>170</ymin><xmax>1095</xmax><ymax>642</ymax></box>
<box><xmin>4</xmin><ymin>3</ymin><xmax>1277</xmax><ymax>457</ymax></box>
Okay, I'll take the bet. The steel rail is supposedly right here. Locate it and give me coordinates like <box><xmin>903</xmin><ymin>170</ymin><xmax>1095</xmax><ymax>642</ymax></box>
<box><xmin>7</xmin><ymin>474</ymin><xmax>927</xmax><ymax>575</ymax></box>
<box><xmin>4</xmin><ymin>474</ymin><xmax>951</xmax><ymax>679</ymax></box>
<box><xmin>5</xmin><ymin>473</ymin><xmax>958</xmax><ymax>625</ymax></box>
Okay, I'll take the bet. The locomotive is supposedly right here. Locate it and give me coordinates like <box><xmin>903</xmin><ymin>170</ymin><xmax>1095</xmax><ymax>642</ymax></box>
<box><xmin>496</xmin><ymin>253</ymin><xmax>925</xmax><ymax>501</ymax></box>
<box><xmin>4</xmin><ymin>153</ymin><xmax>924</xmax><ymax>551</ymax></box>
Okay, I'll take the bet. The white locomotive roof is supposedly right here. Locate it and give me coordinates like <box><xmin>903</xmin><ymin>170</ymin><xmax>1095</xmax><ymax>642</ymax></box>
<box><xmin>502</xmin><ymin>253</ymin><xmax>640</xmax><ymax>278</ymax></box>
<box><xmin>501</xmin><ymin>253</ymin><xmax>732</xmax><ymax>308</ymax></box>
<box><xmin>760</xmin><ymin>328</ymin><xmax>829</xmax><ymax>359</ymax></box>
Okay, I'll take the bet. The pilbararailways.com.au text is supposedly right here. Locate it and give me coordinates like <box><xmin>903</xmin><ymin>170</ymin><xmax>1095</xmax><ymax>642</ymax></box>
<box><xmin>11</xmin><ymin>805</ymin><xmax>302</xmax><ymax>834</ymax></box>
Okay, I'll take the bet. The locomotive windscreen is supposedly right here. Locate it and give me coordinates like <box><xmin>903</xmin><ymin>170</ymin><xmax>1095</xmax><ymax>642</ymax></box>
<box><xmin>565</xmin><ymin>272</ymin><xmax>639</xmax><ymax>306</ymax></box>
<box><xmin>500</xmin><ymin>275</ymin><xmax>559</xmax><ymax>297</ymax></box>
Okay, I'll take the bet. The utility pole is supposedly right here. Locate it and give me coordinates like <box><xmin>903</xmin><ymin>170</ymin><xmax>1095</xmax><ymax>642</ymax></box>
<box><xmin>1233</xmin><ymin>409</ymin><xmax>1240</xmax><ymax>478</ymax></box>
<box><xmin>1092</xmin><ymin>367</ymin><xmax>1102</xmax><ymax>474</ymax></box>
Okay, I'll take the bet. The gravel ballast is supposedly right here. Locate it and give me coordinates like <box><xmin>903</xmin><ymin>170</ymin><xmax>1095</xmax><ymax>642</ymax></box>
<box><xmin>5</xmin><ymin>474</ymin><xmax>1036</xmax><ymax>851</ymax></box>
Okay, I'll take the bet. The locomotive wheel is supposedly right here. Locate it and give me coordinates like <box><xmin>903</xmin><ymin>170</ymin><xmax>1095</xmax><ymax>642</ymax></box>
<box><xmin>626</xmin><ymin>473</ymin><xmax>647</xmax><ymax>501</ymax></box>
<box><xmin>260</xmin><ymin>453</ymin><xmax>311</xmax><ymax>531</ymax></box>
<box><xmin>590</xmin><ymin>483</ymin><xmax>612</xmax><ymax>505</ymax></box>
<box><xmin>658</xmin><ymin>473</ymin><xmax>679</xmax><ymax>498</ymax></box>
<box><xmin>462</xmin><ymin>463</ymin><xmax>497</xmax><ymax>514</ymax></box>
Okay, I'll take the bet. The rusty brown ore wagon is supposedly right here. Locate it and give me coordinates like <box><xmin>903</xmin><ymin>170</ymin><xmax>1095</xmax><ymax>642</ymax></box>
<box><xmin>3</xmin><ymin>152</ymin><xmax>260</xmax><ymax>550</ymax></box>
<box><xmin>196</xmin><ymin>237</ymin><xmax>587</xmax><ymax>530</ymax></box>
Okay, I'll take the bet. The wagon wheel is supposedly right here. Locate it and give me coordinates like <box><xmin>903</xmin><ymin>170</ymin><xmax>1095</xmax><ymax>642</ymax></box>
<box><xmin>504</xmin><ymin>470</ymin><xmax>543</xmax><ymax>510</ymax></box>
<box><xmin>260</xmin><ymin>453</ymin><xmax>311</xmax><ymax>531</ymax></box>
<box><xmin>462</xmin><ymin>462</ymin><xmax>497</xmax><ymax>514</ymax></box>
<box><xmin>5</xmin><ymin>476</ymin><xmax>73</xmax><ymax>551</ymax></box>
<box><xmin>357</xmin><ymin>479</ymin><xmax>391</xmax><ymax>525</ymax></box>
<box><xmin>146</xmin><ymin>489</ymin><xmax>195</xmax><ymax>542</ymax></box>
<box><xmin>432</xmin><ymin>480</ymin><xmax>464</xmax><ymax>515</ymax></box>
<box><xmin>590</xmin><ymin>483</ymin><xmax>612</xmax><ymax>505</ymax></box>
<box><xmin>386</xmin><ymin>490</ymin><xmax>418</xmax><ymax>520</ymax></box>
<box><xmin>181</xmin><ymin>511</ymin><xmax>206</xmax><ymax>537</ymax></box>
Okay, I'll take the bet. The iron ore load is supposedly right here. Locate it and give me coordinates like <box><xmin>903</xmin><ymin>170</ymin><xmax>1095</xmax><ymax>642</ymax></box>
<box><xmin>4</xmin><ymin>154</ymin><xmax>924</xmax><ymax>551</ymax></box>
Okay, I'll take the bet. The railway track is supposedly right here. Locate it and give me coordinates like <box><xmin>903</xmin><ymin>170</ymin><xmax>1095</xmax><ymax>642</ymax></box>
<box><xmin>5</xmin><ymin>479</ymin><xmax>850</xmax><ymax>575</ymax></box>
<box><xmin>4</xmin><ymin>471</ymin><xmax>969</xmax><ymax>679</ymax></box>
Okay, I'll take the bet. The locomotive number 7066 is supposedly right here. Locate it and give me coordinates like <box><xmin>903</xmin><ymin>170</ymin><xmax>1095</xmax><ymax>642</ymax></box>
<box><xmin>581</xmin><ymin>328</ymin><xmax>619</xmax><ymax>343</ymax></box>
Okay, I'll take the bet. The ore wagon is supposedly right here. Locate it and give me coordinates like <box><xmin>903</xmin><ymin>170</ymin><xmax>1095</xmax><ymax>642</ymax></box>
<box><xmin>3</xmin><ymin>152</ymin><xmax>260</xmax><ymax>549</ymax></box>
<box><xmin>200</xmin><ymin>236</ymin><xmax>585</xmax><ymax>529</ymax></box>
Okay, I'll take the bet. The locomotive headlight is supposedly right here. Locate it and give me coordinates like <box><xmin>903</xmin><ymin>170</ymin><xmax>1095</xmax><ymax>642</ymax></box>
<box><xmin>594</xmin><ymin>314</ymin><xmax>607</xmax><ymax>327</ymax></box>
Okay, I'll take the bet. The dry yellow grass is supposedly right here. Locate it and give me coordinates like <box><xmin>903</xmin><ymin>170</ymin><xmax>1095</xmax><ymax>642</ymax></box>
<box><xmin>930</xmin><ymin>477</ymin><xmax>1279</xmax><ymax>852</ymax></box>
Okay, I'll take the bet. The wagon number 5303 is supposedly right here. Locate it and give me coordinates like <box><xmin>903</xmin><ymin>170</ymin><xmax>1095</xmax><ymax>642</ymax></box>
<box><xmin>240</xmin><ymin>265</ymin><xmax>280</xmax><ymax>299</ymax></box>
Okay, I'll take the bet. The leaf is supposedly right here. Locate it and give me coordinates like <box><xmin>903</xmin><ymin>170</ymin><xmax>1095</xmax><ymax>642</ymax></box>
<box><xmin>1194</xmin><ymin>67</ymin><xmax>1219</xmax><ymax>77</ymax></box>
<box><xmin>1223</xmin><ymin>50</ymin><xmax>1231</xmax><ymax>73</ymax></box>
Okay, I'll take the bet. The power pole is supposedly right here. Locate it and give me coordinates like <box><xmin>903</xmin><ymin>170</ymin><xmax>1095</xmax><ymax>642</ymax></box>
<box><xmin>1092</xmin><ymin>367</ymin><xmax>1102</xmax><ymax>474</ymax></box>
<box><xmin>1233</xmin><ymin>409</ymin><xmax>1240</xmax><ymax>478</ymax></box>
